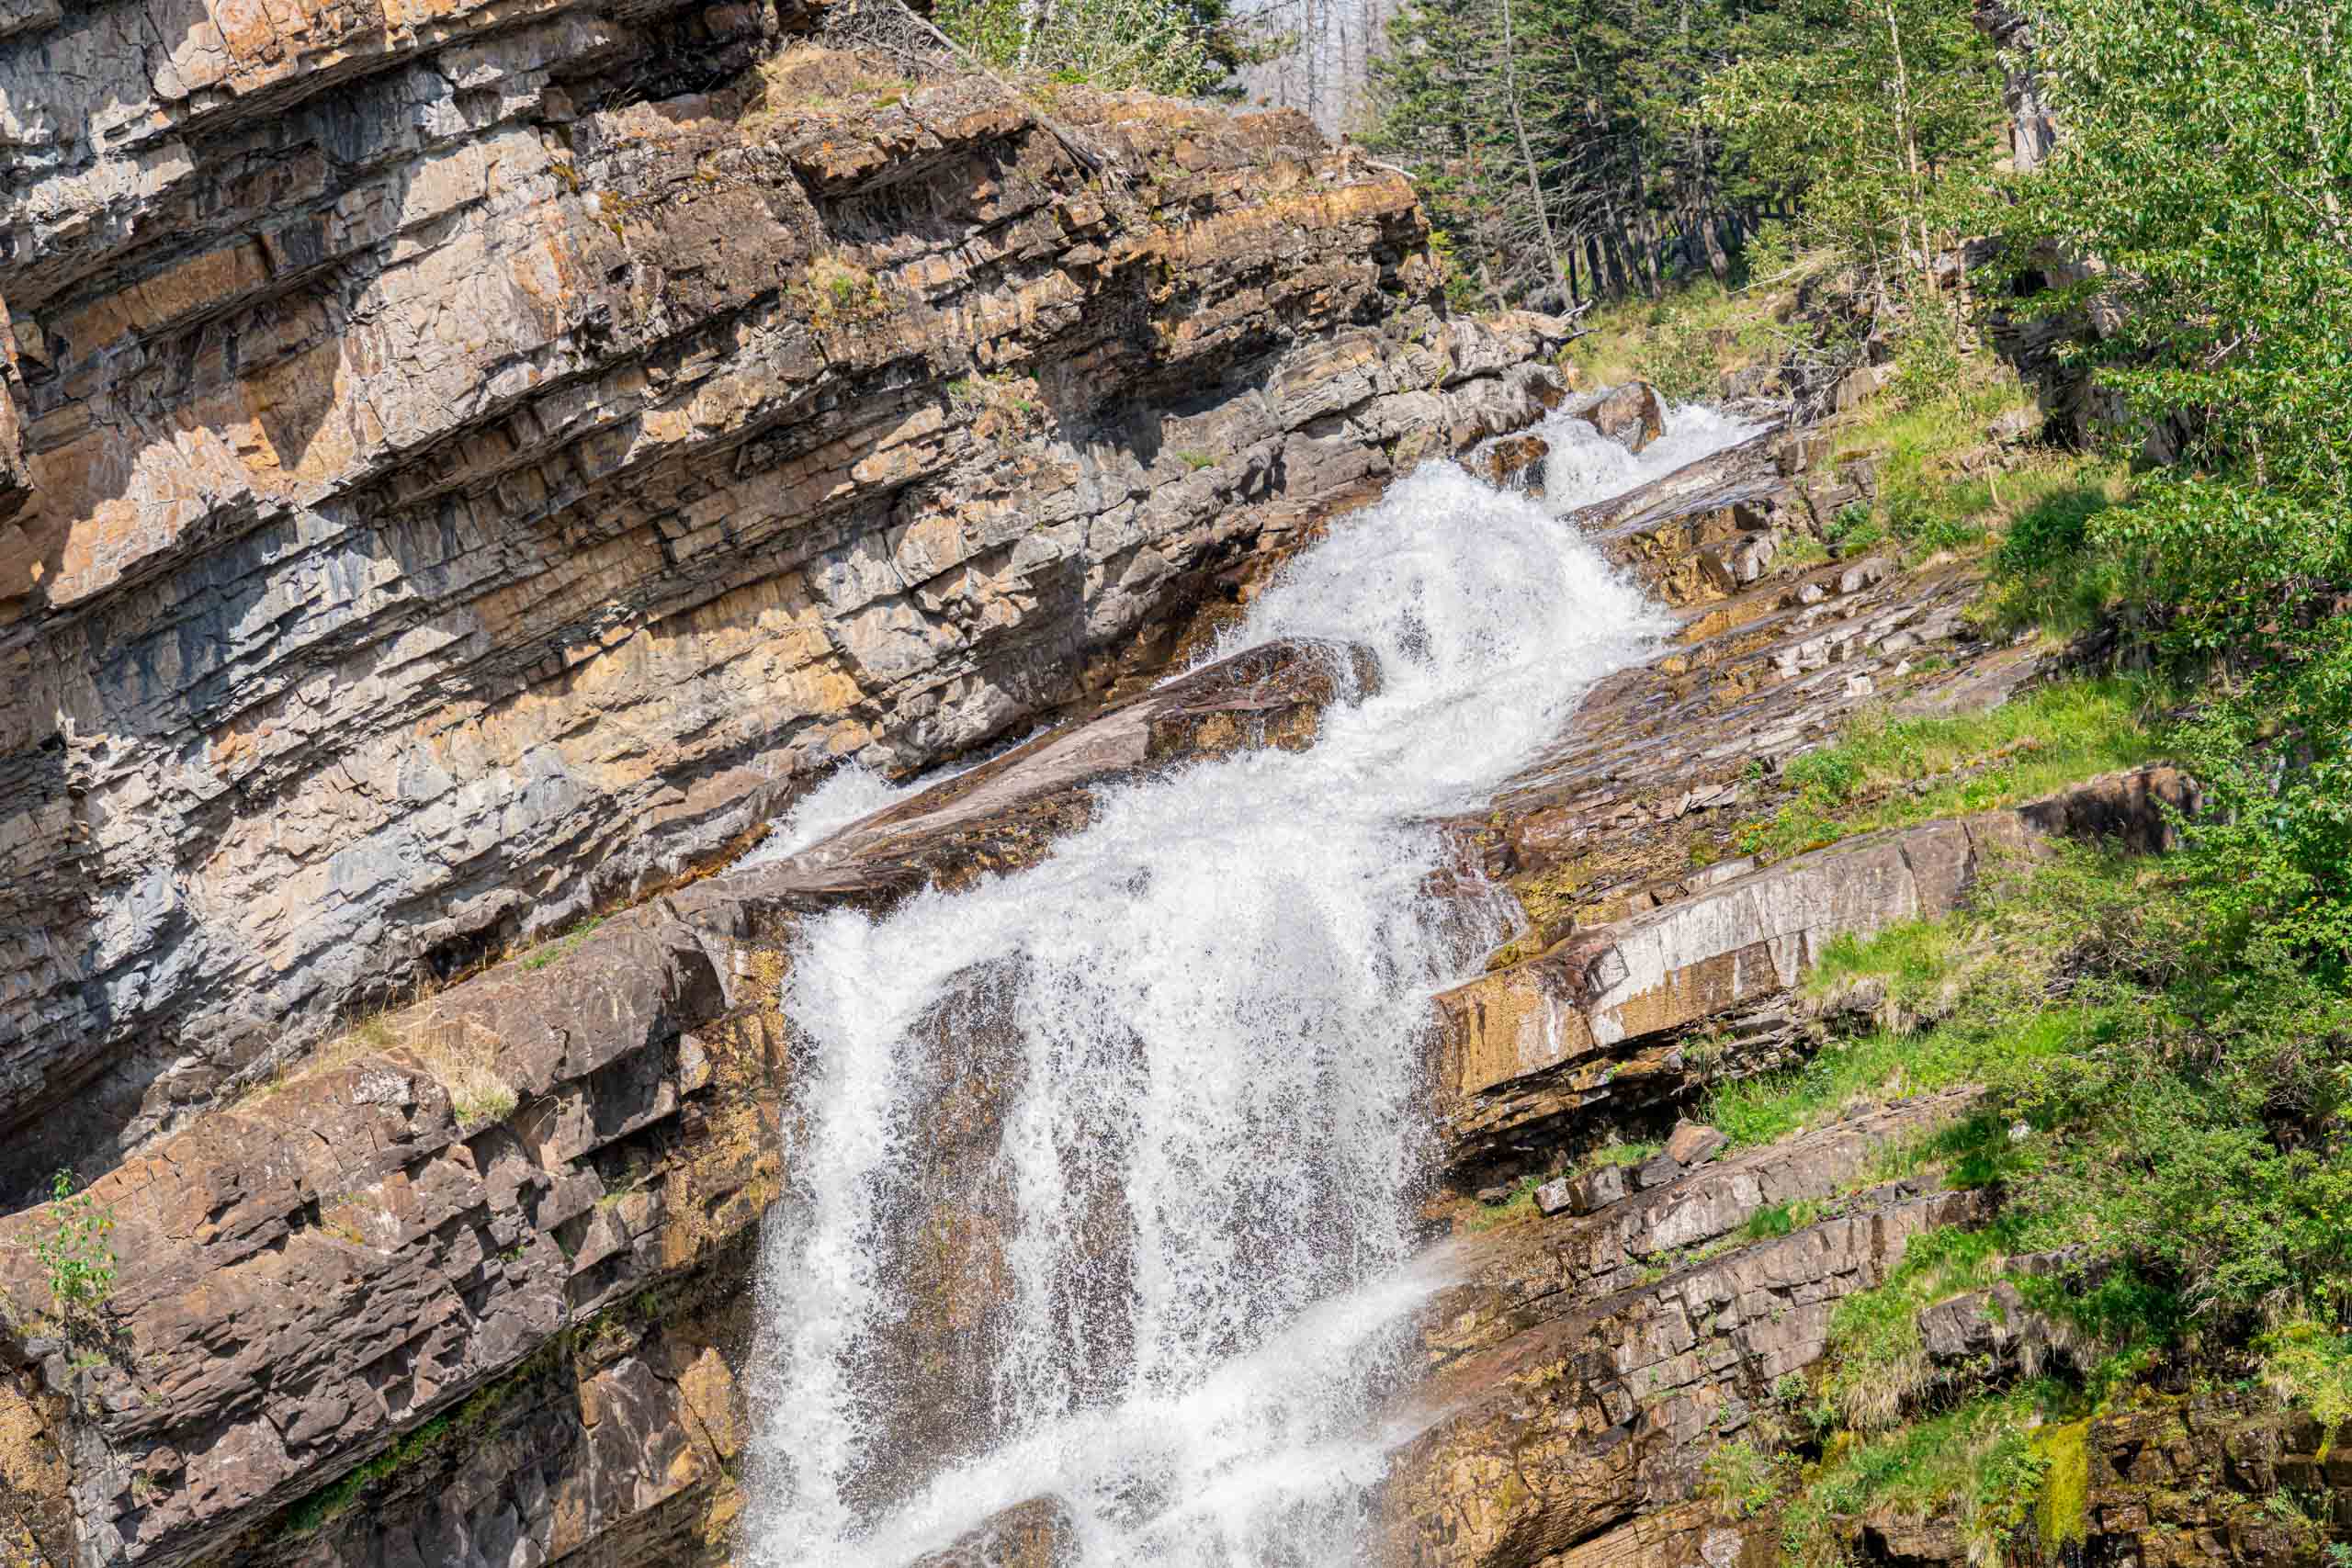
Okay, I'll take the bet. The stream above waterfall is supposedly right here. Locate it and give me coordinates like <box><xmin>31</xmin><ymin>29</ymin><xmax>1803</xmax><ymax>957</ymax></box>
<box><xmin>746</xmin><ymin>401</ymin><xmax>1767</xmax><ymax>1568</ymax></box>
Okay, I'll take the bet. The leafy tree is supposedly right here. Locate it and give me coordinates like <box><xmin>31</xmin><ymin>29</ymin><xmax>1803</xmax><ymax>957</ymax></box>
<box><xmin>1991</xmin><ymin>0</ymin><xmax>2352</xmax><ymax>980</ymax></box>
<box><xmin>1369</xmin><ymin>0</ymin><xmax>1778</xmax><ymax>307</ymax></box>
<box><xmin>934</xmin><ymin>0</ymin><xmax>1258</xmax><ymax>96</ymax></box>
<box><xmin>1699</xmin><ymin>0</ymin><xmax>2003</xmax><ymax>289</ymax></box>
<box><xmin>1954</xmin><ymin>0</ymin><xmax>2352</xmax><ymax>1360</ymax></box>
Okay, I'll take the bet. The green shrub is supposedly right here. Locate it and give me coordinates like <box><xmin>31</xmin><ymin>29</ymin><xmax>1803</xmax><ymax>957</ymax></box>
<box><xmin>934</xmin><ymin>0</ymin><xmax>1228</xmax><ymax>96</ymax></box>
<box><xmin>30</xmin><ymin>1170</ymin><xmax>116</xmax><ymax>1327</ymax></box>
<box><xmin>1700</xmin><ymin>1438</ymin><xmax>1784</xmax><ymax>1517</ymax></box>
<box><xmin>2258</xmin><ymin>1321</ymin><xmax>2352</xmax><ymax>1448</ymax></box>
<box><xmin>1823</xmin><ymin>499</ymin><xmax>1882</xmax><ymax>555</ymax></box>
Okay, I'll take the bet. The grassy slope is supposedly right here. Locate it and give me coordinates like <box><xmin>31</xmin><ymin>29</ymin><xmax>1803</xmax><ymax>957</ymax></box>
<box><xmin>1562</xmin><ymin>276</ymin><xmax>2337</xmax><ymax>1559</ymax></box>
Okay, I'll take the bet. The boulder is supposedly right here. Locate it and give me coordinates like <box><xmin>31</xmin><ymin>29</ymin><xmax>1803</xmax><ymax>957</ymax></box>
<box><xmin>1569</xmin><ymin>381</ymin><xmax>1668</xmax><ymax>453</ymax></box>
<box><xmin>911</xmin><ymin>1498</ymin><xmax>1078</xmax><ymax>1568</ymax></box>
<box><xmin>1475</xmin><ymin>433</ymin><xmax>1551</xmax><ymax>489</ymax></box>
<box><xmin>1662</xmin><ymin>1121</ymin><xmax>1727</xmax><ymax>1167</ymax></box>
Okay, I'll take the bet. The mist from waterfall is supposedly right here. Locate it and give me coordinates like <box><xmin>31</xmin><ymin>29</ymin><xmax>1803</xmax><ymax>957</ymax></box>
<box><xmin>745</xmin><ymin>402</ymin><xmax>1765</xmax><ymax>1567</ymax></box>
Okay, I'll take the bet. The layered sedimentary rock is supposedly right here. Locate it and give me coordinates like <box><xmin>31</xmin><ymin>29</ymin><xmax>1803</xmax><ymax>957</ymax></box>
<box><xmin>0</xmin><ymin>53</ymin><xmax>2274</xmax><ymax>1552</ymax></box>
<box><xmin>0</xmin><ymin>3</ymin><xmax>1574</xmax><ymax>1192</ymax></box>
<box><xmin>0</xmin><ymin>637</ymin><xmax>1370</xmax><ymax>1568</ymax></box>
<box><xmin>1387</xmin><ymin>1176</ymin><xmax>1987</xmax><ymax>1568</ymax></box>
<box><xmin>1433</xmin><ymin>767</ymin><xmax>2194</xmax><ymax>1181</ymax></box>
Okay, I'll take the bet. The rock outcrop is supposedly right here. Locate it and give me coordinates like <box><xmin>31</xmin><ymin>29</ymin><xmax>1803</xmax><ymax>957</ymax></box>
<box><xmin>0</xmin><ymin>6</ymin><xmax>1574</xmax><ymax>1194</ymax></box>
<box><xmin>0</xmin><ymin>635</ymin><xmax>1373</xmax><ymax>1568</ymax></box>
<box><xmin>0</xmin><ymin>37</ymin><xmax>2271</xmax><ymax>1551</ymax></box>
<box><xmin>1434</xmin><ymin>768</ymin><xmax>2193</xmax><ymax>1182</ymax></box>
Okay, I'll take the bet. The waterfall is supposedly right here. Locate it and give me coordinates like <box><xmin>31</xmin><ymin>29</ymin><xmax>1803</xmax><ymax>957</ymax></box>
<box><xmin>745</xmin><ymin>402</ymin><xmax>1766</xmax><ymax>1567</ymax></box>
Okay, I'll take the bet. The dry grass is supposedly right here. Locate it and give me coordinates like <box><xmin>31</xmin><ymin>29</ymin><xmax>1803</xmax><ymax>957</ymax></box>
<box><xmin>741</xmin><ymin>46</ymin><xmax>914</xmax><ymax>137</ymax></box>
<box><xmin>803</xmin><ymin>254</ymin><xmax>883</xmax><ymax>329</ymax></box>
<box><xmin>0</xmin><ymin>1379</ymin><xmax>66</xmax><ymax>1561</ymax></box>
<box><xmin>243</xmin><ymin>1000</ymin><xmax>517</xmax><ymax>1130</ymax></box>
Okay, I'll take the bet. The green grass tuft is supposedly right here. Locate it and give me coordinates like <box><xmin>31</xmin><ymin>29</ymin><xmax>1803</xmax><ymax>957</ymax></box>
<box><xmin>1733</xmin><ymin>677</ymin><xmax>2166</xmax><ymax>865</ymax></box>
<box><xmin>1705</xmin><ymin>1007</ymin><xmax>2086</xmax><ymax>1151</ymax></box>
<box><xmin>519</xmin><ymin>916</ymin><xmax>605</xmax><ymax>973</ymax></box>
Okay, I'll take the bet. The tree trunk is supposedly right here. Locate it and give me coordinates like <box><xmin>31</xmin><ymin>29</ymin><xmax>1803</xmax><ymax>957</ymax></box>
<box><xmin>1498</xmin><ymin>0</ymin><xmax>1569</xmax><ymax>304</ymax></box>
<box><xmin>1883</xmin><ymin>0</ymin><xmax>1930</xmax><ymax>288</ymax></box>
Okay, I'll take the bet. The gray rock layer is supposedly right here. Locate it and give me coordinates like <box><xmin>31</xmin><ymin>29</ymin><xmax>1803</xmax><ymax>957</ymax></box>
<box><xmin>0</xmin><ymin>3</ymin><xmax>1576</xmax><ymax>1190</ymax></box>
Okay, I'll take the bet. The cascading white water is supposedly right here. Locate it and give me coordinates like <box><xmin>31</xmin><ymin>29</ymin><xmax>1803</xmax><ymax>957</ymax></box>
<box><xmin>746</xmin><ymin>401</ymin><xmax>1766</xmax><ymax>1567</ymax></box>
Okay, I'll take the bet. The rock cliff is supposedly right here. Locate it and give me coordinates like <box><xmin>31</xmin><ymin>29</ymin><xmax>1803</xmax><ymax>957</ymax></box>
<box><xmin>0</xmin><ymin>1</ymin><xmax>1570</xmax><ymax>1195</ymax></box>
<box><xmin>0</xmin><ymin>13</ymin><xmax>2306</xmax><ymax>1563</ymax></box>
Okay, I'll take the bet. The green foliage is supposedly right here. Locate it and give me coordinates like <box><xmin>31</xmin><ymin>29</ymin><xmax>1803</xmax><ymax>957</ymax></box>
<box><xmin>30</xmin><ymin>1170</ymin><xmax>116</xmax><ymax>1327</ymax></box>
<box><xmin>2168</xmin><ymin>629</ymin><xmax>2352</xmax><ymax>987</ymax></box>
<box><xmin>1987</xmin><ymin>6</ymin><xmax>2352</xmax><ymax>985</ymax></box>
<box><xmin>1979</xmin><ymin>478</ymin><xmax>2131</xmax><ymax>638</ymax></box>
<box><xmin>1699</xmin><ymin>1437</ymin><xmax>1784</xmax><ymax>1517</ymax></box>
<box><xmin>1732</xmin><ymin>678</ymin><xmax>2165</xmax><ymax>863</ymax></box>
<box><xmin>1821</xmin><ymin>1224</ymin><xmax>2008</xmax><ymax>1428</ymax></box>
<box><xmin>1822</xmin><ymin>342</ymin><xmax>2060</xmax><ymax>568</ymax></box>
<box><xmin>1692</xmin><ymin>7</ymin><xmax>2352</xmax><ymax>1521</ymax></box>
<box><xmin>1781</xmin><ymin>748</ymin><xmax>1860</xmax><ymax>807</ymax></box>
<box><xmin>1370</xmin><ymin>0</ymin><xmax>1767</xmax><ymax>306</ymax></box>
<box><xmin>1821</xmin><ymin>500</ymin><xmax>1881</xmax><ymax>556</ymax></box>
<box><xmin>282</xmin><ymin>1414</ymin><xmax>454</xmax><ymax>1538</ymax></box>
<box><xmin>1742</xmin><ymin>1196</ymin><xmax>1823</xmax><ymax>1241</ymax></box>
<box><xmin>1704</xmin><ymin>1007</ymin><xmax>2082</xmax><ymax>1151</ymax></box>
<box><xmin>934</xmin><ymin>0</ymin><xmax>1238</xmax><ymax>96</ymax></box>
<box><xmin>2258</xmin><ymin>1320</ymin><xmax>2352</xmax><ymax>1445</ymax></box>
<box><xmin>1778</xmin><ymin>1391</ymin><xmax>2055</xmax><ymax>1568</ymax></box>
<box><xmin>1585</xmin><ymin>1139</ymin><xmax>1662</xmax><ymax>1170</ymax></box>
<box><xmin>2000</xmin><ymin>1</ymin><xmax>2352</xmax><ymax>512</ymax></box>
<box><xmin>1699</xmin><ymin>0</ymin><xmax>2002</xmax><ymax>285</ymax></box>
<box><xmin>1808</xmin><ymin>918</ymin><xmax>1968</xmax><ymax>1010</ymax></box>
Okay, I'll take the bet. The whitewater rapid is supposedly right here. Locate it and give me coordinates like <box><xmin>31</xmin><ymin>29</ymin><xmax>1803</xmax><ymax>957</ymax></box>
<box><xmin>745</xmin><ymin>401</ymin><xmax>1764</xmax><ymax>1567</ymax></box>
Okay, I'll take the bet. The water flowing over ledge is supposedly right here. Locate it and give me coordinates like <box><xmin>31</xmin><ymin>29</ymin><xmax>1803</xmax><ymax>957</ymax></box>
<box><xmin>746</xmin><ymin>402</ymin><xmax>1767</xmax><ymax>1567</ymax></box>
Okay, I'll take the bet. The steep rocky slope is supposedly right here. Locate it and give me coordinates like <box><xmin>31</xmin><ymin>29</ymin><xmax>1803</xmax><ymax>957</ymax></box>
<box><xmin>0</xmin><ymin>362</ymin><xmax>2241</xmax><ymax>1568</ymax></box>
<box><xmin>0</xmin><ymin>12</ymin><xmax>2319</xmax><ymax>1562</ymax></box>
<box><xmin>0</xmin><ymin>1</ymin><xmax>1571</xmax><ymax>1195</ymax></box>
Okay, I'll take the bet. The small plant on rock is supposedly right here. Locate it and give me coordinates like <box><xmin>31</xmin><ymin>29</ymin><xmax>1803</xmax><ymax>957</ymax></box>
<box><xmin>31</xmin><ymin>1169</ymin><xmax>117</xmax><ymax>1329</ymax></box>
<box><xmin>1700</xmin><ymin>1437</ymin><xmax>1785</xmax><ymax>1517</ymax></box>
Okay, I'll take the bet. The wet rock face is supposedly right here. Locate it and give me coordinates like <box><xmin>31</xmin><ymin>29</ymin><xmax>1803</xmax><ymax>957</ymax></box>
<box><xmin>768</xmin><ymin>637</ymin><xmax>1380</xmax><ymax>900</ymax></box>
<box><xmin>1567</xmin><ymin>383</ymin><xmax>1668</xmax><ymax>454</ymax></box>
<box><xmin>910</xmin><ymin>1499</ymin><xmax>1077</xmax><ymax>1568</ymax></box>
<box><xmin>0</xmin><ymin>636</ymin><xmax>1367</xmax><ymax>1568</ymax></box>
<box><xmin>0</xmin><ymin>7</ymin><xmax>1576</xmax><ymax>1193</ymax></box>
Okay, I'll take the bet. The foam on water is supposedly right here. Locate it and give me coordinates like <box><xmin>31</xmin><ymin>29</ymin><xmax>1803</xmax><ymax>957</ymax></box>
<box><xmin>746</xmin><ymin>401</ymin><xmax>1766</xmax><ymax>1567</ymax></box>
<box><xmin>741</xmin><ymin>761</ymin><xmax>914</xmax><ymax>867</ymax></box>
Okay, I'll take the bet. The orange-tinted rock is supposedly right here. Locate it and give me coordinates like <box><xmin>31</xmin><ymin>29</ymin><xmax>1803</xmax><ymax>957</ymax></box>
<box><xmin>910</xmin><ymin>1498</ymin><xmax>1078</xmax><ymax>1568</ymax></box>
<box><xmin>0</xmin><ymin>24</ymin><xmax>1578</xmax><ymax>1194</ymax></box>
<box><xmin>1475</xmin><ymin>434</ymin><xmax>1550</xmax><ymax>489</ymax></box>
<box><xmin>1568</xmin><ymin>381</ymin><xmax>1668</xmax><ymax>453</ymax></box>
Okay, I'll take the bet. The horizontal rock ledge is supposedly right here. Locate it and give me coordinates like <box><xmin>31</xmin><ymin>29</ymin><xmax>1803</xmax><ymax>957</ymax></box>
<box><xmin>1435</xmin><ymin>765</ymin><xmax>2196</xmax><ymax>1179</ymax></box>
<box><xmin>756</xmin><ymin>636</ymin><xmax>1379</xmax><ymax>900</ymax></box>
